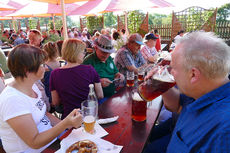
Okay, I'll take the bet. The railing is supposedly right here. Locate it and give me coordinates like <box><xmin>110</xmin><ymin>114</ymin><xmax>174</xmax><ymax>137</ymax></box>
<box><xmin>216</xmin><ymin>21</ymin><xmax>230</xmax><ymax>40</ymax></box>
<box><xmin>149</xmin><ymin>24</ymin><xmax>172</xmax><ymax>40</ymax></box>
<box><xmin>150</xmin><ymin>21</ymin><xmax>230</xmax><ymax>41</ymax></box>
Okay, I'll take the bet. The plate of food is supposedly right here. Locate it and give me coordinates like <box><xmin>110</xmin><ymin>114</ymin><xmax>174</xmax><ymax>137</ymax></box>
<box><xmin>57</xmin><ymin>137</ymin><xmax>123</xmax><ymax>153</ymax></box>
<box><xmin>66</xmin><ymin>139</ymin><xmax>97</xmax><ymax>153</ymax></box>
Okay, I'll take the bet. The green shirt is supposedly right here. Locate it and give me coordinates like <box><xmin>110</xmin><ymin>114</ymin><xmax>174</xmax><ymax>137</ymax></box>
<box><xmin>83</xmin><ymin>52</ymin><xmax>118</xmax><ymax>97</ymax></box>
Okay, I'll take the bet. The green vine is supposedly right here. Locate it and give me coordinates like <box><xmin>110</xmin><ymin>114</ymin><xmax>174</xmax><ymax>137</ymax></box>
<box><xmin>86</xmin><ymin>16</ymin><xmax>104</xmax><ymax>34</ymax></box>
<box><xmin>128</xmin><ymin>10</ymin><xmax>145</xmax><ymax>34</ymax></box>
<box><xmin>186</xmin><ymin>8</ymin><xmax>214</xmax><ymax>32</ymax></box>
<box><xmin>48</xmin><ymin>17</ymin><xmax>63</xmax><ymax>31</ymax></box>
<box><xmin>28</xmin><ymin>18</ymin><xmax>37</xmax><ymax>29</ymax></box>
<box><xmin>43</xmin><ymin>34</ymin><xmax>63</xmax><ymax>44</ymax></box>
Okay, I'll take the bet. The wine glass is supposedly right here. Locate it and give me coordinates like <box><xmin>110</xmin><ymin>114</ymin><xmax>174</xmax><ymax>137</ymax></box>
<box><xmin>81</xmin><ymin>99</ymin><xmax>98</xmax><ymax>134</ymax></box>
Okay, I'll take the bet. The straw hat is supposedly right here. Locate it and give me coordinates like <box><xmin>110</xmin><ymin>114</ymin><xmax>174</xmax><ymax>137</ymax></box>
<box><xmin>94</xmin><ymin>34</ymin><xmax>115</xmax><ymax>53</ymax></box>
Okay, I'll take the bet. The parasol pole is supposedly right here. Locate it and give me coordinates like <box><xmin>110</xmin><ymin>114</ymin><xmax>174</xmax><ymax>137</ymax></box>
<box><xmin>52</xmin><ymin>14</ymin><xmax>56</xmax><ymax>30</ymax></box>
<box><xmin>61</xmin><ymin>0</ymin><xmax>68</xmax><ymax>40</ymax></box>
<box><xmin>124</xmin><ymin>11</ymin><xmax>129</xmax><ymax>36</ymax></box>
<box><xmin>1</xmin><ymin>23</ymin><xmax>4</xmax><ymax>32</ymax></box>
<box><xmin>12</xmin><ymin>17</ymin><xmax>17</xmax><ymax>31</ymax></box>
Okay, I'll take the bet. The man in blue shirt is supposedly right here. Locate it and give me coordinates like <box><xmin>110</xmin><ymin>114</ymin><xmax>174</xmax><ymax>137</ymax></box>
<box><xmin>11</xmin><ymin>33</ymin><xmax>25</xmax><ymax>47</ymax></box>
<box><xmin>164</xmin><ymin>31</ymin><xmax>230</xmax><ymax>153</ymax></box>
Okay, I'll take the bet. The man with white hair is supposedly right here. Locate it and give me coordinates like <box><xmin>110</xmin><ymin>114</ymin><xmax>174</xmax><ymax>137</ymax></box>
<box><xmin>162</xmin><ymin>31</ymin><xmax>230</xmax><ymax>152</ymax></box>
<box><xmin>28</xmin><ymin>29</ymin><xmax>42</xmax><ymax>48</ymax></box>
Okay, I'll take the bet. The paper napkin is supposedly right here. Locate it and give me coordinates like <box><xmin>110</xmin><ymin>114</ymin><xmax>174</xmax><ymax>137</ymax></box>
<box><xmin>97</xmin><ymin>116</ymin><xmax>119</xmax><ymax>125</ymax></box>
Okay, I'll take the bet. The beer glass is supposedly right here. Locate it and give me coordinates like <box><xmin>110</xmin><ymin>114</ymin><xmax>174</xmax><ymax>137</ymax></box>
<box><xmin>132</xmin><ymin>90</ymin><xmax>147</xmax><ymax>122</ymax></box>
<box><xmin>126</xmin><ymin>71</ymin><xmax>135</xmax><ymax>87</ymax></box>
<box><xmin>138</xmin><ymin>66</ymin><xmax>176</xmax><ymax>101</ymax></box>
<box><xmin>157</xmin><ymin>51</ymin><xmax>171</xmax><ymax>66</ymax></box>
<box><xmin>138</xmin><ymin>68</ymin><xmax>145</xmax><ymax>83</ymax></box>
<box><xmin>81</xmin><ymin>100</ymin><xmax>98</xmax><ymax>134</ymax></box>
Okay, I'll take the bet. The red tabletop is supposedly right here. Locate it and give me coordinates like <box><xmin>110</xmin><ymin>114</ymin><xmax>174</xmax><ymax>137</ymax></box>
<box><xmin>43</xmin><ymin>87</ymin><xmax>162</xmax><ymax>153</ymax></box>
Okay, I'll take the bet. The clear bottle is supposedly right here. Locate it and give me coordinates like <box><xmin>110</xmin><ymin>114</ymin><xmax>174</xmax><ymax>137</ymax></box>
<box><xmin>88</xmin><ymin>84</ymin><xmax>98</xmax><ymax>118</ymax></box>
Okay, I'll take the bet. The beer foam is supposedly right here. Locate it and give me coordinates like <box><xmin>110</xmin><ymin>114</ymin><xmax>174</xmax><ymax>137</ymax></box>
<box><xmin>84</xmin><ymin>115</ymin><xmax>95</xmax><ymax>123</ymax></box>
<box><xmin>132</xmin><ymin>92</ymin><xmax>144</xmax><ymax>101</ymax></box>
<box><xmin>159</xmin><ymin>51</ymin><xmax>171</xmax><ymax>61</ymax></box>
<box><xmin>153</xmin><ymin>74</ymin><xmax>174</xmax><ymax>83</ymax></box>
<box><xmin>153</xmin><ymin>66</ymin><xmax>175</xmax><ymax>83</ymax></box>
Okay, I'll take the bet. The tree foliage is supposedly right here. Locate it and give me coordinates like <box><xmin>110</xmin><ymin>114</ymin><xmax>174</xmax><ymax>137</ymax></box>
<box><xmin>216</xmin><ymin>3</ymin><xmax>230</xmax><ymax>22</ymax></box>
<box><xmin>104</xmin><ymin>12</ymin><xmax>117</xmax><ymax>28</ymax></box>
<box><xmin>86</xmin><ymin>16</ymin><xmax>104</xmax><ymax>34</ymax></box>
<box><xmin>0</xmin><ymin>16</ymin><xmax>79</xmax><ymax>32</ymax></box>
<box><xmin>149</xmin><ymin>13</ymin><xmax>168</xmax><ymax>25</ymax></box>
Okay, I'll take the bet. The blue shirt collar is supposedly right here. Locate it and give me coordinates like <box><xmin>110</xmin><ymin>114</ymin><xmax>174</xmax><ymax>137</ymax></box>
<box><xmin>187</xmin><ymin>81</ymin><xmax>230</xmax><ymax>112</ymax></box>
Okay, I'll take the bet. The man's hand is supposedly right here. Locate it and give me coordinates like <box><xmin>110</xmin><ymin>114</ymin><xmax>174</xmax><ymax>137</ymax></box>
<box><xmin>144</xmin><ymin>66</ymin><xmax>159</xmax><ymax>81</ymax></box>
<box><xmin>100</xmin><ymin>78</ymin><xmax>112</xmax><ymax>87</ymax></box>
<box><xmin>115</xmin><ymin>72</ymin><xmax>125</xmax><ymax>83</ymax></box>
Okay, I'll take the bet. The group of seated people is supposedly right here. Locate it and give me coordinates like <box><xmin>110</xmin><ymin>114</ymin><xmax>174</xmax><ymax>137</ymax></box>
<box><xmin>0</xmin><ymin>27</ymin><xmax>230</xmax><ymax>153</ymax></box>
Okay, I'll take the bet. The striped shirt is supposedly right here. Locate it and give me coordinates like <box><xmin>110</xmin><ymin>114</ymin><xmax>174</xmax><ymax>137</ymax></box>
<box><xmin>115</xmin><ymin>45</ymin><xmax>146</xmax><ymax>76</ymax></box>
<box><xmin>140</xmin><ymin>45</ymin><xmax>157</xmax><ymax>62</ymax></box>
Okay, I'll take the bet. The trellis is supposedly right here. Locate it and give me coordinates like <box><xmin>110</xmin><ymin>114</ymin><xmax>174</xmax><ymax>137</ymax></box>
<box><xmin>117</xmin><ymin>15</ymin><xmax>125</xmax><ymax>32</ymax></box>
<box><xmin>117</xmin><ymin>12</ymin><xmax>148</xmax><ymax>37</ymax></box>
<box><xmin>138</xmin><ymin>13</ymin><xmax>148</xmax><ymax>37</ymax></box>
<box><xmin>172</xmin><ymin>6</ymin><xmax>217</xmax><ymax>40</ymax></box>
<box><xmin>80</xmin><ymin>17</ymin><xmax>87</xmax><ymax>31</ymax></box>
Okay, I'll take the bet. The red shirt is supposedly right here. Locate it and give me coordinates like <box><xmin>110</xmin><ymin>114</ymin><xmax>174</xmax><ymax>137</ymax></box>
<box><xmin>0</xmin><ymin>68</ymin><xmax>4</xmax><ymax>77</ymax></box>
<box><xmin>155</xmin><ymin>34</ymin><xmax>161</xmax><ymax>51</ymax></box>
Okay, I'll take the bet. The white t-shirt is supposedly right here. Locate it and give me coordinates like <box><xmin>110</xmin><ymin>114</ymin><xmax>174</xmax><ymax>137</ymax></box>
<box><xmin>174</xmin><ymin>35</ymin><xmax>182</xmax><ymax>42</ymax></box>
<box><xmin>0</xmin><ymin>84</ymin><xmax>55</xmax><ymax>153</ymax></box>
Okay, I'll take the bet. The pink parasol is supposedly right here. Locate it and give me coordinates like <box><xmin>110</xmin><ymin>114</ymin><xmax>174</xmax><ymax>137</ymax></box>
<box><xmin>70</xmin><ymin>0</ymin><xmax>174</xmax><ymax>16</ymax></box>
<box><xmin>0</xmin><ymin>2</ymin><xmax>16</xmax><ymax>11</ymax></box>
<box><xmin>6</xmin><ymin>1</ymin><xmax>80</xmax><ymax>17</ymax></box>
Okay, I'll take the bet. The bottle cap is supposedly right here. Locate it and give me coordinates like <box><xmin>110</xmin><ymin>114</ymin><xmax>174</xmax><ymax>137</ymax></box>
<box><xmin>89</xmin><ymin>84</ymin><xmax>94</xmax><ymax>88</ymax></box>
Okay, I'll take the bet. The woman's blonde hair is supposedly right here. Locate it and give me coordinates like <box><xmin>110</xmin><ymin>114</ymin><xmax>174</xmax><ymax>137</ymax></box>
<box><xmin>61</xmin><ymin>38</ymin><xmax>86</xmax><ymax>63</ymax></box>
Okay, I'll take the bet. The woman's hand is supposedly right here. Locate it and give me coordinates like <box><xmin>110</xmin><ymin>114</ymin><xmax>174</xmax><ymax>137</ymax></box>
<box><xmin>64</xmin><ymin>109</ymin><xmax>83</xmax><ymax>129</ymax></box>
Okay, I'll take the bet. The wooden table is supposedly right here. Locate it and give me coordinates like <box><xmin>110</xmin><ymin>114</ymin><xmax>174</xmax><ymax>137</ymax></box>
<box><xmin>43</xmin><ymin>87</ymin><xmax>162</xmax><ymax>153</ymax></box>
